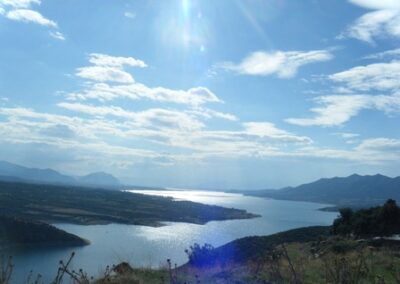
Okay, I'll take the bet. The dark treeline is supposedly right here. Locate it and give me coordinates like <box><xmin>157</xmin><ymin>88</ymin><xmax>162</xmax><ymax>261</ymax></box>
<box><xmin>332</xmin><ymin>199</ymin><xmax>400</xmax><ymax>237</ymax></box>
<box><xmin>0</xmin><ymin>215</ymin><xmax>88</xmax><ymax>247</ymax></box>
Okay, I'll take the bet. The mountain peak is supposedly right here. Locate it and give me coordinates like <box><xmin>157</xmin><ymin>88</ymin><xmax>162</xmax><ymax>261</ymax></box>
<box><xmin>258</xmin><ymin>173</ymin><xmax>400</xmax><ymax>207</ymax></box>
<box><xmin>78</xmin><ymin>172</ymin><xmax>120</xmax><ymax>186</ymax></box>
<box><xmin>348</xmin><ymin>173</ymin><xmax>361</xmax><ymax>178</ymax></box>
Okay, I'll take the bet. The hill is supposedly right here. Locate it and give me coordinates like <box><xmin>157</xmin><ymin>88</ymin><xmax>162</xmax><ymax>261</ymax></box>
<box><xmin>242</xmin><ymin>174</ymin><xmax>400</xmax><ymax>209</ymax></box>
<box><xmin>0</xmin><ymin>160</ymin><xmax>120</xmax><ymax>188</ymax></box>
<box><xmin>0</xmin><ymin>181</ymin><xmax>257</xmax><ymax>226</ymax></box>
<box><xmin>0</xmin><ymin>215</ymin><xmax>88</xmax><ymax>248</ymax></box>
<box><xmin>77</xmin><ymin>172</ymin><xmax>120</xmax><ymax>187</ymax></box>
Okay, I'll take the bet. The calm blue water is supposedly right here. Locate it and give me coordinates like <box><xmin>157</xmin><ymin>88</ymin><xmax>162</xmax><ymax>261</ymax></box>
<box><xmin>5</xmin><ymin>191</ymin><xmax>337</xmax><ymax>283</ymax></box>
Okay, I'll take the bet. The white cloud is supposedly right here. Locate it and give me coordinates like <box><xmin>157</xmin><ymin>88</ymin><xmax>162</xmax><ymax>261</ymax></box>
<box><xmin>67</xmin><ymin>82</ymin><xmax>222</xmax><ymax>106</ymax></box>
<box><xmin>53</xmin><ymin>53</ymin><xmax>313</xmax><ymax>162</ymax></box>
<box><xmin>0</xmin><ymin>104</ymin><xmax>314</xmax><ymax>164</ymax></box>
<box><xmin>70</xmin><ymin>53</ymin><xmax>221</xmax><ymax>106</ymax></box>
<box><xmin>49</xmin><ymin>31</ymin><xmax>65</xmax><ymax>40</ymax></box>
<box><xmin>76</xmin><ymin>66</ymin><xmax>134</xmax><ymax>83</ymax></box>
<box><xmin>348</xmin><ymin>0</ymin><xmax>400</xmax><ymax>10</ymax></box>
<box><xmin>243</xmin><ymin>122</ymin><xmax>312</xmax><ymax>143</ymax></box>
<box><xmin>187</xmin><ymin>107</ymin><xmax>238</xmax><ymax>121</ymax></box>
<box><xmin>75</xmin><ymin>53</ymin><xmax>147</xmax><ymax>83</ymax></box>
<box><xmin>357</xmin><ymin>137</ymin><xmax>400</xmax><ymax>151</ymax></box>
<box><xmin>57</xmin><ymin>103</ymin><xmax>205</xmax><ymax>131</ymax></box>
<box><xmin>0</xmin><ymin>0</ymin><xmax>40</xmax><ymax>8</ymax></box>
<box><xmin>290</xmin><ymin>59</ymin><xmax>400</xmax><ymax>127</ymax></box>
<box><xmin>329</xmin><ymin>60</ymin><xmax>400</xmax><ymax>91</ymax></box>
<box><xmin>124</xmin><ymin>12</ymin><xmax>136</xmax><ymax>19</ymax></box>
<box><xmin>343</xmin><ymin>0</ymin><xmax>400</xmax><ymax>43</ymax></box>
<box><xmin>295</xmin><ymin>137</ymin><xmax>400</xmax><ymax>164</ymax></box>
<box><xmin>0</xmin><ymin>0</ymin><xmax>65</xmax><ymax>41</ymax></box>
<box><xmin>364</xmin><ymin>48</ymin><xmax>400</xmax><ymax>59</ymax></box>
<box><xmin>341</xmin><ymin>137</ymin><xmax>400</xmax><ymax>163</ymax></box>
<box><xmin>219</xmin><ymin>50</ymin><xmax>333</xmax><ymax>78</ymax></box>
<box><xmin>88</xmin><ymin>53</ymin><xmax>147</xmax><ymax>68</ymax></box>
<box><xmin>333</xmin><ymin>132</ymin><xmax>360</xmax><ymax>139</ymax></box>
<box><xmin>2</xmin><ymin>104</ymin><xmax>399</xmax><ymax>166</ymax></box>
<box><xmin>353</xmin><ymin>138</ymin><xmax>400</xmax><ymax>162</ymax></box>
<box><xmin>286</xmin><ymin>93</ymin><xmax>400</xmax><ymax>127</ymax></box>
<box><xmin>6</xmin><ymin>9</ymin><xmax>57</xmax><ymax>27</ymax></box>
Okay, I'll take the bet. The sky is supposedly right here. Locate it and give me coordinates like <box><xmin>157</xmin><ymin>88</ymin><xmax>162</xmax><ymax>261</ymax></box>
<box><xmin>0</xmin><ymin>0</ymin><xmax>399</xmax><ymax>189</ymax></box>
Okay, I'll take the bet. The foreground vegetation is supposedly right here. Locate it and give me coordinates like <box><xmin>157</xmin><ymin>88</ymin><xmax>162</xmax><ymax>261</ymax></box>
<box><xmin>2</xmin><ymin>225</ymin><xmax>400</xmax><ymax>284</ymax></box>
<box><xmin>0</xmin><ymin>181</ymin><xmax>257</xmax><ymax>227</ymax></box>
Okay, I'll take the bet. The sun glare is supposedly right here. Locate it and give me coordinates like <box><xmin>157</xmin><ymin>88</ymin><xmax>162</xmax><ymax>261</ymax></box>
<box><xmin>182</xmin><ymin>0</ymin><xmax>190</xmax><ymax>19</ymax></box>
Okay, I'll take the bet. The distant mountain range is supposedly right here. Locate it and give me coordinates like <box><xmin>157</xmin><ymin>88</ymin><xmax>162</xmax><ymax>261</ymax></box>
<box><xmin>242</xmin><ymin>174</ymin><xmax>400</xmax><ymax>209</ymax></box>
<box><xmin>1</xmin><ymin>160</ymin><xmax>399</xmax><ymax>208</ymax></box>
<box><xmin>0</xmin><ymin>160</ymin><xmax>120</xmax><ymax>188</ymax></box>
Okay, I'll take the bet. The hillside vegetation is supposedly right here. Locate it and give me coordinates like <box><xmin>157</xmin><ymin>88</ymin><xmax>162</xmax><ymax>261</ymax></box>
<box><xmin>0</xmin><ymin>215</ymin><xmax>88</xmax><ymax>248</ymax></box>
<box><xmin>0</xmin><ymin>181</ymin><xmax>257</xmax><ymax>227</ymax></box>
<box><xmin>332</xmin><ymin>199</ymin><xmax>400</xmax><ymax>237</ymax></box>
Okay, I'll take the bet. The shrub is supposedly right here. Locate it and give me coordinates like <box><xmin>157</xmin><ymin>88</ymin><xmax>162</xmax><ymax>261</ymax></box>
<box><xmin>185</xmin><ymin>243</ymin><xmax>217</xmax><ymax>267</ymax></box>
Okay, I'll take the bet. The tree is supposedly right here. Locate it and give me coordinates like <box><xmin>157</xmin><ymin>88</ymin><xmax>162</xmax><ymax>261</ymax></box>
<box><xmin>332</xmin><ymin>199</ymin><xmax>400</xmax><ymax>237</ymax></box>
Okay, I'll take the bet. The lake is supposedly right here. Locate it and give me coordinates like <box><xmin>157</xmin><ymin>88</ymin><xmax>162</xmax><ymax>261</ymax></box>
<box><xmin>5</xmin><ymin>190</ymin><xmax>337</xmax><ymax>283</ymax></box>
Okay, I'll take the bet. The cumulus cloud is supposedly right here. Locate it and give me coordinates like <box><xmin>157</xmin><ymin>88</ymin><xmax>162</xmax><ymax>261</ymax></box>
<box><xmin>75</xmin><ymin>53</ymin><xmax>147</xmax><ymax>83</ymax></box>
<box><xmin>67</xmin><ymin>82</ymin><xmax>222</xmax><ymax>106</ymax></box>
<box><xmin>0</xmin><ymin>0</ymin><xmax>64</xmax><ymax>40</ymax></box>
<box><xmin>6</xmin><ymin>8</ymin><xmax>56</xmax><ymax>27</ymax></box>
<box><xmin>76</xmin><ymin>66</ymin><xmax>135</xmax><ymax>83</ymax></box>
<box><xmin>218</xmin><ymin>50</ymin><xmax>333</xmax><ymax>78</ymax></box>
<box><xmin>0</xmin><ymin>104</ymin><xmax>315</xmax><ymax>163</ymax></box>
<box><xmin>88</xmin><ymin>53</ymin><xmax>147</xmax><ymax>68</ymax></box>
<box><xmin>2</xmin><ymin>103</ymin><xmax>399</xmax><ymax>167</ymax></box>
<box><xmin>50</xmin><ymin>51</ymin><xmax>320</xmax><ymax>163</ymax></box>
<box><xmin>57</xmin><ymin>103</ymin><xmax>205</xmax><ymax>131</ymax></box>
<box><xmin>343</xmin><ymin>0</ymin><xmax>400</xmax><ymax>43</ymax></box>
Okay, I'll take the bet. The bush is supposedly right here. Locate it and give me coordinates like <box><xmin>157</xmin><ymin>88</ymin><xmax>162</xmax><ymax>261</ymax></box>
<box><xmin>185</xmin><ymin>243</ymin><xmax>217</xmax><ymax>267</ymax></box>
<box><xmin>332</xmin><ymin>199</ymin><xmax>400</xmax><ymax>238</ymax></box>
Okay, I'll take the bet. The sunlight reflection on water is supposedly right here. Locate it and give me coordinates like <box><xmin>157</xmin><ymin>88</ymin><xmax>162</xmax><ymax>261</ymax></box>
<box><xmin>7</xmin><ymin>190</ymin><xmax>338</xmax><ymax>283</ymax></box>
<box><xmin>128</xmin><ymin>189</ymin><xmax>245</xmax><ymax>205</ymax></box>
